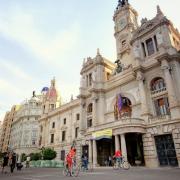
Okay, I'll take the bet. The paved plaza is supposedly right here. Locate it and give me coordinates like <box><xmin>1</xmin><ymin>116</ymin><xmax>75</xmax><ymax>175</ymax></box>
<box><xmin>0</xmin><ymin>167</ymin><xmax>180</xmax><ymax>180</ymax></box>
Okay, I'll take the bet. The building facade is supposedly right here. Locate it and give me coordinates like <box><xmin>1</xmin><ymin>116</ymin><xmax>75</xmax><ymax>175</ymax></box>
<box><xmin>0</xmin><ymin>121</ymin><xmax>3</xmax><ymax>152</ymax></box>
<box><xmin>40</xmin><ymin>1</ymin><xmax>180</xmax><ymax>168</ymax></box>
<box><xmin>0</xmin><ymin>105</ymin><xmax>19</xmax><ymax>153</ymax></box>
<box><xmin>10</xmin><ymin>92</ymin><xmax>42</xmax><ymax>158</ymax></box>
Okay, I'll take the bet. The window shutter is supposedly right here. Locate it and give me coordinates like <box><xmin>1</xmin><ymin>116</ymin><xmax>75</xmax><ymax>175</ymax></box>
<box><xmin>164</xmin><ymin>97</ymin><xmax>170</xmax><ymax>115</ymax></box>
<box><xmin>154</xmin><ymin>100</ymin><xmax>160</xmax><ymax>116</ymax></box>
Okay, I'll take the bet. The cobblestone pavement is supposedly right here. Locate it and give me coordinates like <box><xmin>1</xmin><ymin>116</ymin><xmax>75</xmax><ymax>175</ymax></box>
<box><xmin>0</xmin><ymin>167</ymin><xmax>180</xmax><ymax>180</ymax></box>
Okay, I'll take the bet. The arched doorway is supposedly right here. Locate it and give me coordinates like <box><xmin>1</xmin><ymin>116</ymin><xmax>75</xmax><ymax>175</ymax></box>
<box><xmin>125</xmin><ymin>133</ymin><xmax>145</xmax><ymax>166</ymax></box>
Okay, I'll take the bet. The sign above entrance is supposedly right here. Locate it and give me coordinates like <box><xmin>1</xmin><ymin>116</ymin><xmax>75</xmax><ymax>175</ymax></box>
<box><xmin>92</xmin><ymin>129</ymin><xmax>112</xmax><ymax>140</ymax></box>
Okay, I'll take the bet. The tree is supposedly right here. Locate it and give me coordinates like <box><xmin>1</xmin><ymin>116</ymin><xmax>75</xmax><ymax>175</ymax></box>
<box><xmin>42</xmin><ymin>148</ymin><xmax>56</xmax><ymax>160</ymax></box>
<box><xmin>21</xmin><ymin>153</ymin><xmax>27</xmax><ymax>162</ymax></box>
<box><xmin>30</xmin><ymin>153</ymin><xmax>42</xmax><ymax>161</ymax></box>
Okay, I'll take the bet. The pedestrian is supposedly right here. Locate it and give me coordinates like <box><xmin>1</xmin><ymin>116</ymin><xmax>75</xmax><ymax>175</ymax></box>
<box><xmin>1</xmin><ymin>152</ymin><xmax>9</xmax><ymax>174</ymax></box>
<box><xmin>10</xmin><ymin>153</ymin><xmax>16</xmax><ymax>173</ymax></box>
<box><xmin>26</xmin><ymin>156</ymin><xmax>30</xmax><ymax>168</ymax></box>
<box><xmin>108</xmin><ymin>156</ymin><xmax>112</xmax><ymax>166</ymax></box>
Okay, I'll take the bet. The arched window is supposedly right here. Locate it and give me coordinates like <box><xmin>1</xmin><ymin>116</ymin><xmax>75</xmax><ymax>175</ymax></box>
<box><xmin>150</xmin><ymin>77</ymin><xmax>166</xmax><ymax>94</ymax></box>
<box><xmin>114</xmin><ymin>95</ymin><xmax>132</xmax><ymax>119</ymax></box>
<box><xmin>87</xmin><ymin>103</ymin><xmax>93</xmax><ymax>113</ymax></box>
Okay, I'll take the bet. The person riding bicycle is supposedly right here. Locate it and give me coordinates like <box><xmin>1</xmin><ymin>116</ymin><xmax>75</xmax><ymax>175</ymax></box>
<box><xmin>113</xmin><ymin>149</ymin><xmax>122</xmax><ymax>165</ymax></box>
<box><xmin>66</xmin><ymin>146</ymin><xmax>76</xmax><ymax>174</ymax></box>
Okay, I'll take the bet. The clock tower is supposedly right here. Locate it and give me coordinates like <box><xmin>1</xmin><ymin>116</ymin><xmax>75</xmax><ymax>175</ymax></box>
<box><xmin>113</xmin><ymin>0</ymin><xmax>138</xmax><ymax>66</ymax></box>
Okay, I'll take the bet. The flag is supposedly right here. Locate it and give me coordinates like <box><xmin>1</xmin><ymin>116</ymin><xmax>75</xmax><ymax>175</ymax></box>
<box><xmin>117</xmin><ymin>94</ymin><xmax>123</xmax><ymax>111</ymax></box>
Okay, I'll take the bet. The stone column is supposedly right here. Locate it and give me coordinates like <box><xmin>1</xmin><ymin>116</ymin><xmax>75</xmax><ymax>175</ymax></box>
<box><xmin>120</xmin><ymin>134</ymin><xmax>127</xmax><ymax>161</ymax></box>
<box><xmin>80</xmin><ymin>99</ymin><xmax>86</xmax><ymax>133</ymax></box>
<box><xmin>136</xmin><ymin>71</ymin><xmax>149</xmax><ymax>117</ymax></box>
<box><xmin>92</xmin><ymin>99</ymin><xmax>97</xmax><ymax>126</ymax></box>
<box><xmin>92</xmin><ymin>139</ymin><xmax>97</xmax><ymax>167</ymax></box>
<box><xmin>115</xmin><ymin>135</ymin><xmax>120</xmax><ymax>151</ymax></box>
<box><xmin>88</xmin><ymin>140</ymin><xmax>93</xmax><ymax>164</ymax></box>
<box><xmin>161</xmin><ymin>59</ymin><xmax>180</xmax><ymax>118</ymax></box>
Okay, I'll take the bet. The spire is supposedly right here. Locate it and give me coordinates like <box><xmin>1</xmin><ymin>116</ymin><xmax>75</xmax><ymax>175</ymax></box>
<box><xmin>97</xmin><ymin>48</ymin><xmax>100</xmax><ymax>56</ymax></box>
<box><xmin>157</xmin><ymin>5</ymin><xmax>164</xmax><ymax>17</ymax></box>
<box><xmin>51</xmin><ymin>77</ymin><xmax>56</xmax><ymax>88</ymax></box>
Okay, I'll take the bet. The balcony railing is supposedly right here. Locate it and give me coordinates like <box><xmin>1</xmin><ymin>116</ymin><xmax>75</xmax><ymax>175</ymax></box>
<box><xmin>86</xmin><ymin>118</ymin><xmax>145</xmax><ymax>133</ymax></box>
<box><xmin>151</xmin><ymin>87</ymin><xmax>167</xmax><ymax>95</ymax></box>
<box><xmin>148</xmin><ymin>115</ymin><xmax>171</xmax><ymax>124</ymax></box>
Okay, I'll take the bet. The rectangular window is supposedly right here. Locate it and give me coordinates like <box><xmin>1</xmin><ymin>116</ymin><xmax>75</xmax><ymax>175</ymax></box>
<box><xmin>154</xmin><ymin>35</ymin><xmax>159</xmax><ymax>51</ymax></box>
<box><xmin>76</xmin><ymin>114</ymin><xmax>80</xmax><ymax>121</ymax></box>
<box><xmin>62</xmin><ymin>131</ymin><xmax>66</xmax><ymax>142</ymax></box>
<box><xmin>89</xmin><ymin>73</ymin><xmax>92</xmax><ymax>86</ymax></box>
<box><xmin>75</xmin><ymin>127</ymin><xmax>79</xmax><ymax>138</ymax></box>
<box><xmin>61</xmin><ymin>150</ymin><xmax>65</xmax><ymax>161</ymax></box>
<box><xmin>141</xmin><ymin>42</ymin><xmax>146</xmax><ymax>57</ymax></box>
<box><xmin>86</xmin><ymin>75</ymin><xmax>88</xmax><ymax>87</ymax></box>
<box><xmin>63</xmin><ymin>118</ymin><xmax>66</xmax><ymax>125</ymax></box>
<box><xmin>32</xmin><ymin>139</ymin><xmax>36</xmax><ymax>145</ymax></box>
<box><xmin>50</xmin><ymin>104</ymin><xmax>55</xmax><ymax>110</ymax></box>
<box><xmin>52</xmin><ymin>122</ymin><xmax>55</xmax><ymax>128</ymax></box>
<box><xmin>154</xmin><ymin>97</ymin><xmax>170</xmax><ymax>116</ymax></box>
<box><xmin>146</xmin><ymin>38</ymin><xmax>155</xmax><ymax>56</ymax></box>
<box><xmin>50</xmin><ymin>134</ymin><xmax>54</xmax><ymax>143</ymax></box>
<box><xmin>87</xmin><ymin>119</ymin><xmax>92</xmax><ymax>128</ymax></box>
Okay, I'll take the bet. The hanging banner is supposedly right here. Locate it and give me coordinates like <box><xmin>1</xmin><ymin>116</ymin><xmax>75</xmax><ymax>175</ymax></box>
<box><xmin>92</xmin><ymin>129</ymin><xmax>112</xmax><ymax>140</ymax></box>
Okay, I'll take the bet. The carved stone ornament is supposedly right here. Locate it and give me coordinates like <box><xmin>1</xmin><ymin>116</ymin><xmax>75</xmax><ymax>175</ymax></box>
<box><xmin>136</xmin><ymin>72</ymin><xmax>145</xmax><ymax>81</ymax></box>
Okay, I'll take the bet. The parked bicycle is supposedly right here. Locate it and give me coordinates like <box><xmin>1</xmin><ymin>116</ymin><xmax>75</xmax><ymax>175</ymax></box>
<box><xmin>113</xmin><ymin>156</ymin><xmax>130</xmax><ymax>170</ymax></box>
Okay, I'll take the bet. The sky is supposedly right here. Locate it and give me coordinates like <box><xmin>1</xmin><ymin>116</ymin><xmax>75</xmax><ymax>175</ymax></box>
<box><xmin>0</xmin><ymin>0</ymin><xmax>179</xmax><ymax>121</ymax></box>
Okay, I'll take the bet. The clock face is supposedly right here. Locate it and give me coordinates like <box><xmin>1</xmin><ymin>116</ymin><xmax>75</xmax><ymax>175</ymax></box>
<box><xmin>119</xmin><ymin>17</ymin><xmax>127</xmax><ymax>30</ymax></box>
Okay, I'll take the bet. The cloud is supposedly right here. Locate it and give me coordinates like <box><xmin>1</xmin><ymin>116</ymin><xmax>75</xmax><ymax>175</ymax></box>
<box><xmin>0</xmin><ymin>6</ymin><xmax>81</xmax><ymax>66</ymax></box>
<box><xmin>0</xmin><ymin>58</ymin><xmax>32</xmax><ymax>81</ymax></box>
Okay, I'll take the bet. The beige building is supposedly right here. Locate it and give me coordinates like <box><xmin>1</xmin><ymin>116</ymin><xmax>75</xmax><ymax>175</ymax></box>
<box><xmin>0</xmin><ymin>105</ymin><xmax>19</xmax><ymax>153</ymax></box>
<box><xmin>39</xmin><ymin>1</ymin><xmax>180</xmax><ymax>168</ymax></box>
<box><xmin>0</xmin><ymin>121</ymin><xmax>3</xmax><ymax>152</ymax></box>
<box><xmin>10</xmin><ymin>92</ymin><xmax>42</xmax><ymax>158</ymax></box>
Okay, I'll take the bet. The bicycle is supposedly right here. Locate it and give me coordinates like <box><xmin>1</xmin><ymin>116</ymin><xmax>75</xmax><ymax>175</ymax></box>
<box><xmin>63</xmin><ymin>160</ymin><xmax>80</xmax><ymax>177</ymax></box>
<box><xmin>113</xmin><ymin>156</ymin><xmax>130</xmax><ymax>170</ymax></box>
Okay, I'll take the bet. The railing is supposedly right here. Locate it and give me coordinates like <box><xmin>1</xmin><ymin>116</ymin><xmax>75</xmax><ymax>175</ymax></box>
<box><xmin>151</xmin><ymin>87</ymin><xmax>167</xmax><ymax>95</ymax></box>
<box><xmin>148</xmin><ymin>115</ymin><xmax>171</xmax><ymax>124</ymax></box>
<box><xmin>86</xmin><ymin>118</ymin><xmax>145</xmax><ymax>133</ymax></box>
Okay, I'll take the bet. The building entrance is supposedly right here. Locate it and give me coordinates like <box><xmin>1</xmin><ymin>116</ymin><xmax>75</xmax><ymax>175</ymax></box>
<box><xmin>125</xmin><ymin>133</ymin><xmax>145</xmax><ymax>166</ymax></box>
<box><xmin>96</xmin><ymin>137</ymin><xmax>115</xmax><ymax>166</ymax></box>
<box><xmin>154</xmin><ymin>134</ymin><xmax>178</xmax><ymax>166</ymax></box>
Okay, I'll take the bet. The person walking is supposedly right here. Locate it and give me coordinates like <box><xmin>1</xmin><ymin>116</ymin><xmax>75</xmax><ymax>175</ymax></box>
<box><xmin>10</xmin><ymin>153</ymin><xmax>16</xmax><ymax>173</ymax></box>
<box><xmin>1</xmin><ymin>153</ymin><xmax>9</xmax><ymax>174</ymax></box>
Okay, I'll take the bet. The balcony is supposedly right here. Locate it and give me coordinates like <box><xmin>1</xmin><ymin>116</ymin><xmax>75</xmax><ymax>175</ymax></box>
<box><xmin>148</xmin><ymin>115</ymin><xmax>171</xmax><ymax>124</ymax></box>
<box><xmin>151</xmin><ymin>87</ymin><xmax>167</xmax><ymax>95</ymax></box>
<box><xmin>86</xmin><ymin>118</ymin><xmax>146</xmax><ymax>134</ymax></box>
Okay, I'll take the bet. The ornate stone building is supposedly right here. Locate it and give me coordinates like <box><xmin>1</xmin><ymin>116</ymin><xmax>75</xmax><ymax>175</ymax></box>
<box><xmin>10</xmin><ymin>92</ymin><xmax>42</xmax><ymax>158</ymax></box>
<box><xmin>40</xmin><ymin>1</ymin><xmax>180</xmax><ymax>168</ymax></box>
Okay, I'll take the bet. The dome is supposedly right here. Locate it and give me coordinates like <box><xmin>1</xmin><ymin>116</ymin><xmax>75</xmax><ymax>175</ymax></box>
<box><xmin>41</xmin><ymin>87</ymin><xmax>49</xmax><ymax>92</ymax></box>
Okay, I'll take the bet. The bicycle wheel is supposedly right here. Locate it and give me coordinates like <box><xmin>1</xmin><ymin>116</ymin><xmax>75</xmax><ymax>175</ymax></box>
<box><xmin>71</xmin><ymin>165</ymin><xmax>80</xmax><ymax>177</ymax></box>
<box><xmin>113</xmin><ymin>161</ymin><xmax>119</xmax><ymax>170</ymax></box>
<box><xmin>63</xmin><ymin>166</ymin><xmax>69</xmax><ymax>176</ymax></box>
<box><xmin>122</xmin><ymin>161</ymin><xmax>130</xmax><ymax>170</ymax></box>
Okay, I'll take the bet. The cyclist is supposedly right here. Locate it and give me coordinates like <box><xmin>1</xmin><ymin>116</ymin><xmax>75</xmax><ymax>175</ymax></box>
<box><xmin>65</xmin><ymin>146</ymin><xmax>76</xmax><ymax>175</ymax></box>
<box><xmin>113</xmin><ymin>149</ymin><xmax>122</xmax><ymax>165</ymax></box>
